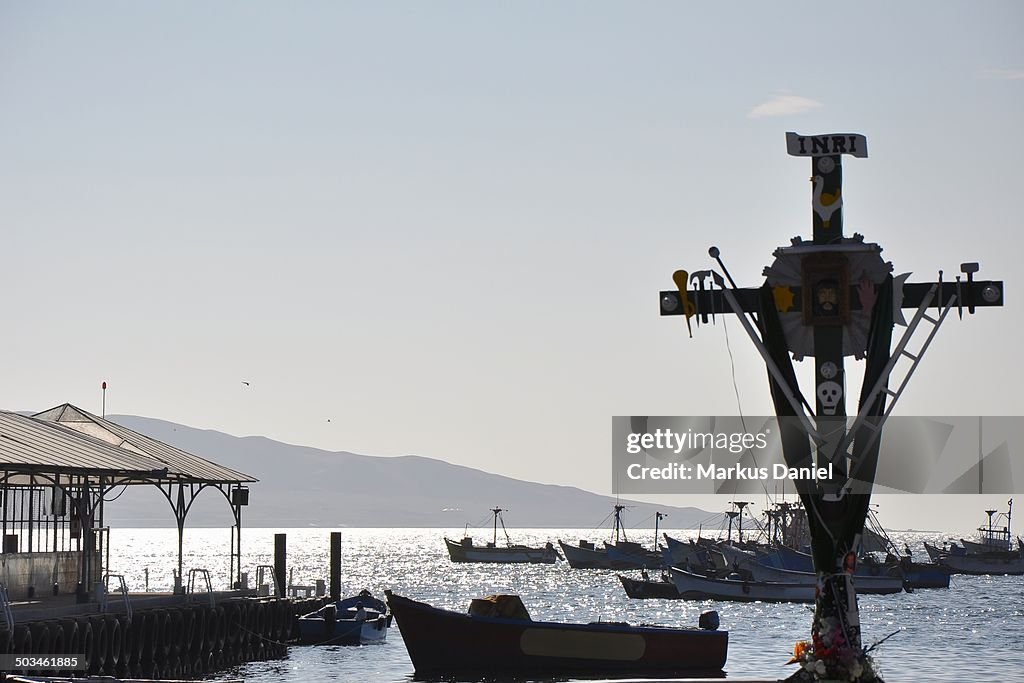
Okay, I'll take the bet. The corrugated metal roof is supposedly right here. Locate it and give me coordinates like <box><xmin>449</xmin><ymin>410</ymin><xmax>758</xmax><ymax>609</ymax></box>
<box><xmin>0</xmin><ymin>410</ymin><xmax>170</xmax><ymax>484</ymax></box>
<box><xmin>32</xmin><ymin>404</ymin><xmax>257</xmax><ymax>484</ymax></box>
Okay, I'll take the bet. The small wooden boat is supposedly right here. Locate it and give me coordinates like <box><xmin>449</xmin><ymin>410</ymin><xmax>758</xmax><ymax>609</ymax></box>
<box><xmin>618</xmin><ymin>572</ymin><xmax>682</xmax><ymax>599</ymax></box>
<box><xmin>385</xmin><ymin>590</ymin><xmax>728</xmax><ymax>677</ymax></box>
<box><xmin>669</xmin><ymin>567</ymin><xmax>814</xmax><ymax>603</ymax></box>
<box><xmin>296</xmin><ymin>592</ymin><xmax>390</xmax><ymax>645</ymax></box>
<box><xmin>445</xmin><ymin>508</ymin><xmax>560</xmax><ymax>564</ymax></box>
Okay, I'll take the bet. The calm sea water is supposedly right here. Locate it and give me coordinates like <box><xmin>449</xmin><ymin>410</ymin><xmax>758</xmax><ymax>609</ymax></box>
<box><xmin>107</xmin><ymin>528</ymin><xmax>1024</xmax><ymax>682</ymax></box>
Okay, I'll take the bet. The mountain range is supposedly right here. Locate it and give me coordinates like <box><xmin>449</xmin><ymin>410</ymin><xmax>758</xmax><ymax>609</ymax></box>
<box><xmin>102</xmin><ymin>415</ymin><xmax>719</xmax><ymax>531</ymax></box>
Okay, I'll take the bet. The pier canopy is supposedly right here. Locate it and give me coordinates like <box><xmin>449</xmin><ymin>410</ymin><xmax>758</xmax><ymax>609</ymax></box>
<box><xmin>30</xmin><ymin>403</ymin><xmax>256</xmax><ymax>486</ymax></box>
<box><xmin>0</xmin><ymin>403</ymin><xmax>257</xmax><ymax>597</ymax></box>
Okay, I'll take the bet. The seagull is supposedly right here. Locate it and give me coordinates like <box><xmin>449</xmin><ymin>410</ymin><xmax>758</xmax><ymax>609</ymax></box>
<box><xmin>811</xmin><ymin>175</ymin><xmax>842</xmax><ymax>228</ymax></box>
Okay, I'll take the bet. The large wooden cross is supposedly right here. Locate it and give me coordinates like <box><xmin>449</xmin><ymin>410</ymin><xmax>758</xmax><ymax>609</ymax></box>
<box><xmin>657</xmin><ymin>132</ymin><xmax>1005</xmax><ymax>682</ymax></box>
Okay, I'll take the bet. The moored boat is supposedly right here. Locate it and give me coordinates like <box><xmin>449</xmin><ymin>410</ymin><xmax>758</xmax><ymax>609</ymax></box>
<box><xmin>924</xmin><ymin>541</ymin><xmax>1024</xmax><ymax>576</ymax></box>
<box><xmin>716</xmin><ymin>543</ymin><xmax>904</xmax><ymax>594</ymax></box>
<box><xmin>559</xmin><ymin>505</ymin><xmax>663</xmax><ymax>570</ymax></box>
<box><xmin>296</xmin><ymin>592</ymin><xmax>390</xmax><ymax>645</ymax></box>
<box><xmin>661</xmin><ymin>533</ymin><xmax>721</xmax><ymax>571</ymax></box>
<box><xmin>445</xmin><ymin>507</ymin><xmax>560</xmax><ymax>564</ymax></box>
<box><xmin>669</xmin><ymin>567</ymin><xmax>815</xmax><ymax>603</ymax></box>
<box><xmin>385</xmin><ymin>590</ymin><xmax>728</xmax><ymax>677</ymax></box>
<box><xmin>924</xmin><ymin>501</ymin><xmax>1024</xmax><ymax>575</ymax></box>
<box><xmin>959</xmin><ymin>499</ymin><xmax>1015</xmax><ymax>553</ymax></box>
<box><xmin>618</xmin><ymin>571</ymin><xmax>682</xmax><ymax>599</ymax></box>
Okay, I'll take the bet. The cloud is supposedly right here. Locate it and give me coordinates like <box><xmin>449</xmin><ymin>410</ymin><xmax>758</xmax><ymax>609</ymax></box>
<box><xmin>977</xmin><ymin>68</ymin><xmax>1024</xmax><ymax>81</ymax></box>
<box><xmin>748</xmin><ymin>94</ymin><xmax>823</xmax><ymax>119</ymax></box>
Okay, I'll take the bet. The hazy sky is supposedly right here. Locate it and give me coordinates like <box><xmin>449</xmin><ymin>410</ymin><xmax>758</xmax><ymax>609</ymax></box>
<box><xmin>1</xmin><ymin>2</ymin><xmax>1021</xmax><ymax>532</ymax></box>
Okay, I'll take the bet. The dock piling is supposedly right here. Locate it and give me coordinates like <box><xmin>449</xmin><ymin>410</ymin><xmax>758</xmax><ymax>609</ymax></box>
<box><xmin>330</xmin><ymin>531</ymin><xmax>341</xmax><ymax>601</ymax></box>
<box><xmin>274</xmin><ymin>533</ymin><xmax>286</xmax><ymax>599</ymax></box>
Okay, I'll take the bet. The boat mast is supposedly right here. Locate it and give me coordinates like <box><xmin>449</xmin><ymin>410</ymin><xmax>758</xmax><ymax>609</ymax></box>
<box><xmin>654</xmin><ymin>511</ymin><xmax>664</xmax><ymax>549</ymax></box>
<box><xmin>725</xmin><ymin>509</ymin><xmax>739</xmax><ymax>544</ymax></box>
<box><xmin>492</xmin><ymin>507</ymin><xmax>503</xmax><ymax>546</ymax></box>
<box><xmin>735</xmin><ymin>501</ymin><xmax>751</xmax><ymax>545</ymax></box>
<box><xmin>613</xmin><ymin>504</ymin><xmax>627</xmax><ymax>544</ymax></box>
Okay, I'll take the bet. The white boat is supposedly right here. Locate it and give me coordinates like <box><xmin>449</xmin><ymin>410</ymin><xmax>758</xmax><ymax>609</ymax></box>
<box><xmin>669</xmin><ymin>567</ymin><xmax>814</xmax><ymax>603</ymax></box>
<box><xmin>445</xmin><ymin>508</ymin><xmax>560</xmax><ymax>564</ymax></box>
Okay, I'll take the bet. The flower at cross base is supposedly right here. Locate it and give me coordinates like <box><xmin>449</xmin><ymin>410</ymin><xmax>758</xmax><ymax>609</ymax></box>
<box><xmin>786</xmin><ymin>639</ymin><xmax>878</xmax><ymax>682</ymax></box>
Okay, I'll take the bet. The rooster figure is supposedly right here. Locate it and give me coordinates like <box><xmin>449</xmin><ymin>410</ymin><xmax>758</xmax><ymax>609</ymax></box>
<box><xmin>811</xmin><ymin>175</ymin><xmax>842</xmax><ymax>228</ymax></box>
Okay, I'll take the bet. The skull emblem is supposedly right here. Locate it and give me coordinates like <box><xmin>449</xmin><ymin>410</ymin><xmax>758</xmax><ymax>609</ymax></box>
<box><xmin>817</xmin><ymin>381</ymin><xmax>843</xmax><ymax>416</ymax></box>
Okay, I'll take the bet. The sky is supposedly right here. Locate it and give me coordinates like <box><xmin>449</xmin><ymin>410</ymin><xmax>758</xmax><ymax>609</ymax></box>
<box><xmin>1</xmin><ymin>2</ymin><xmax>1022</xmax><ymax>532</ymax></box>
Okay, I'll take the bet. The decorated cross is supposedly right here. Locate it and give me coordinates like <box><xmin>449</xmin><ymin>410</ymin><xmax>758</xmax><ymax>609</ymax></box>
<box><xmin>658</xmin><ymin>132</ymin><xmax>1005</xmax><ymax>682</ymax></box>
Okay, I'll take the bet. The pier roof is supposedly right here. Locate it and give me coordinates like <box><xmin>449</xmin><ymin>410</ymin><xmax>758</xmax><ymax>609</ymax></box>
<box><xmin>0</xmin><ymin>404</ymin><xmax>256</xmax><ymax>485</ymax></box>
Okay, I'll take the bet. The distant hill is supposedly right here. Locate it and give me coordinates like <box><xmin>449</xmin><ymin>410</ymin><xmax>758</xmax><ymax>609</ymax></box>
<box><xmin>102</xmin><ymin>415</ymin><xmax>718</xmax><ymax>530</ymax></box>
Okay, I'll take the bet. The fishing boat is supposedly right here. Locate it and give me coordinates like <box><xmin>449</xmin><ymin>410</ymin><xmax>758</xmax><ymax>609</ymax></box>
<box><xmin>669</xmin><ymin>567</ymin><xmax>815</xmax><ymax>603</ymax></box>
<box><xmin>716</xmin><ymin>543</ymin><xmax>904</xmax><ymax>594</ymax></box>
<box><xmin>559</xmin><ymin>505</ymin><xmax>663</xmax><ymax>569</ymax></box>
<box><xmin>960</xmin><ymin>499</ymin><xmax>1015</xmax><ymax>553</ymax></box>
<box><xmin>385</xmin><ymin>590</ymin><xmax>728</xmax><ymax>677</ymax></box>
<box><xmin>661</xmin><ymin>533</ymin><xmax>716</xmax><ymax>569</ymax></box>
<box><xmin>296</xmin><ymin>591</ymin><xmax>390</xmax><ymax>645</ymax></box>
<box><xmin>924</xmin><ymin>501</ymin><xmax>1024</xmax><ymax>575</ymax></box>
<box><xmin>445</xmin><ymin>508</ymin><xmax>560</xmax><ymax>564</ymax></box>
<box><xmin>618</xmin><ymin>571</ymin><xmax>682</xmax><ymax>599</ymax></box>
<box><xmin>924</xmin><ymin>541</ymin><xmax>1024</xmax><ymax>575</ymax></box>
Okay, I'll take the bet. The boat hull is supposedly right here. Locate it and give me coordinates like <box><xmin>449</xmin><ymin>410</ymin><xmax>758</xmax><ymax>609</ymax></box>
<box><xmin>559</xmin><ymin>540</ymin><xmax>613</xmax><ymax>568</ymax></box>
<box><xmin>297</xmin><ymin>614</ymin><xmax>388</xmax><ymax>645</ymax></box>
<box><xmin>296</xmin><ymin>594</ymin><xmax>391</xmax><ymax>645</ymax></box>
<box><xmin>924</xmin><ymin>542</ymin><xmax>1024</xmax><ymax>575</ymax></box>
<box><xmin>386</xmin><ymin>591</ymin><xmax>727</xmax><ymax>676</ymax></box>
<box><xmin>717</xmin><ymin>544</ymin><xmax>904</xmax><ymax>594</ymax></box>
<box><xmin>445</xmin><ymin>537</ymin><xmax>558</xmax><ymax>564</ymax></box>
<box><xmin>670</xmin><ymin>568</ymin><xmax>814</xmax><ymax>603</ymax></box>
<box><xmin>618</xmin><ymin>574</ymin><xmax>682</xmax><ymax>599</ymax></box>
<box><xmin>603</xmin><ymin>541</ymin><xmax>662</xmax><ymax>570</ymax></box>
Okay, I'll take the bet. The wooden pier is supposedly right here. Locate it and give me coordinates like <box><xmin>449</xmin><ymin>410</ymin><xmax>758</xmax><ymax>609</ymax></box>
<box><xmin>0</xmin><ymin>591</ymin><xmax>328</xmax><ymax>678</ymax></box>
